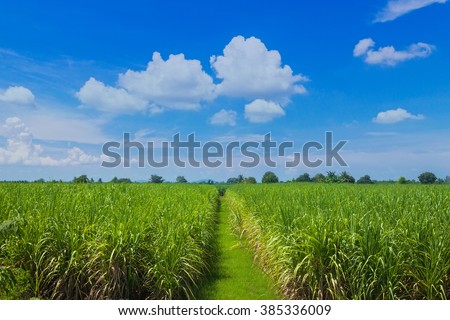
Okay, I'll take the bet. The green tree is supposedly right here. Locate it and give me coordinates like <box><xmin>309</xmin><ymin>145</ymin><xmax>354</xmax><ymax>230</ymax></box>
<box><xmin>325</xmin><ymin>171</ymin><xmax>339</xmax><ymax>183</ymax></box>
<box><xmin>339</xmin><ymin>171</ymin><xmax>355</xmax><ymax>183</ymax></box>
<box><xmin>418</xmin><ymin>172</ymin><xmax>437</xmax><ymax>184</ymax></box>
<box><xmin>312</xmin><ymin>173</ymin><xmax>325</xmax><ymax>182</ymax></box>
<box><xmin>398</xmin><ymin>176</ymin><xmax>407</xmax><ymax>184</ymax></box>
<box><xmin>237</xmin><ymin>174</ymin><xmax>245</xmax><ymax>183</ymax></box>
<box><xmin>244</xmin><ymin>177</ymin><xmax>257</xmax><ymax>184</ymax></box>
<box><xmin>357</xmin><ymin>175</ymin><xmax>373</xmax><ymax>184</ymax></box>
<box><xmin>226</xmin><ymin>177</ymin><xmax>239</xmax><ymax>184</ymax></box>
<box><xmin>262</xmin><ymin>171</ymin><xmax>279</xmax><ymax>183</ymax></box>
<box><xmin>295</xmin><ymin>173</ymin><xmax>311</xmax><ymax>182</ymax></box>
<box><xmin>176</xmin><ymin>176</ymin><xmax>188</xmax><ymax>183</ymax></box>
<box><xmin>150</xmin><ymin>174</ymin><xmax>164</xmax><ymax>184</ymax></box>
<box><xmin>110</xmin><ymin>177</ymin><xmax>131</xmax><ymax>183</ymax></box>
<box><xmin>73</xmin><ymin>175</ymin><xmax>89</xmax><ymax>183</ymax></box>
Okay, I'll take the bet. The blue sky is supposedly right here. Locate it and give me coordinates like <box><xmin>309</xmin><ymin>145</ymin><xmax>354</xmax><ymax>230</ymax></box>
<box><xmin>0</xmin><ymin>0</ymin><xmax>449</xmax><ymax>182</ymax></box>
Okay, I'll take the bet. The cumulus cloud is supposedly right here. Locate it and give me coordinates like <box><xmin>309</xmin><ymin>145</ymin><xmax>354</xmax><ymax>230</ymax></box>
<box><xmin>353</xmin><ymin>38</ymin><xmax>376</xmax><ymax>57</ymax></box>
<box><xmin>0</xmin><ymin>86</ymin><xmax>35</xmax><ymax>105</ymax></box>
<box><xmin>0</xmin><ymin>117</ymin><xmax>99</xmax><ymax>165</ymax></box>
<box><xmin>374</xmin><ymin>0</ymin><xmax>447</xmax><ymax>23</ymax></box>
<box><xmin>211</xmin><ymin>36</ymin><xmax>307</xmax><ymax>103</ymax></box>
<box><xmin>244</xmin><ymin>99</ymin><xmax>285</xmax><ymax>123</ymax></box>
<box><xmin>373</xmin><ymin>108</ymin><xmax>425</xmax><ymax>124</ymax></box>
<box><xmin>119</xmin><ymin>52</ymin><xmax>216</xmax><ymax>110</ymax></box>
<box><xmin>76</xmin><ymin>77</ymin><xmax>148</xmax><ymax>113</ymax></box>
<box><xmin>353</xmin><ymin>38</ymin><xmax>434</xmax><ymax>66</ymax></box>
<box><xmin>210</xmin><ymin>109</ymin><xmax>237</xmax><ymax>126</ymax></box>
<box><xmin>77</xmin><ymin>53</ymin><xmax>216</xmax><ymax>114</ymax></box>
<box><xmin>22</xmin><ymin>113</ymin><xmax>110</xmax><ymax>145</ymax></box>
<box><xmin>76</xmin><ymin>36</ymin><xmax>307</xmax><ymax>118</ymax></box>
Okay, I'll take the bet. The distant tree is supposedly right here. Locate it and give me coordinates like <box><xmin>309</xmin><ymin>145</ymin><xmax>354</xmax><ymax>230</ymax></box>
<box><xmin>262</xmin><ymin>171</ymin><xmax>279</xmax><ymax>183</ymax></box>
<box><xmin>90</xmin><ymin>178</ymin><xmax>94</xmax><ymax>183</ymax></box>
<box><xmin>295</xmin><ymin>173</ymin><xmax>311</xmax><ymax>182</ymax></box>
<box><xmin>418</xmin><ymin>172</ymin><xmax>437</xmax><ymax>184</ymax></box>
<box><xmin>357</xmin><ymin>175</ymin><xmax>373</xmax><ymax>184</ymax></box>
<box><xmin>339</xmin><ymin>171</ymin><xmax>355</xmax><ymax>183</ymax></box>
<box><xmin>98</xmin><ymin>178</ymin><xmax>103</xmax><ymax>183</ymax></box>
<box><xmin>325</xmin><ymin>171</ymin><xmax>339</xmax><ymax>183</ymax></box>
<box><xmin>227</xmin><ymin>177</ymin><xmax>239</xmax><ymax>184</ymax></box>
<box><xmin>398</xmin><ymin>176</ymin><xmax>407</xmax><ymax>184</ymax></box>
<box><xmin>110</xmin><ymin>177</ymin><xmax>131</xmax><ymax>183</ymax></box>
<box><xmin>176</xmin><ymin>176</ymin><xmax>188</xmax><ymax>183</ymax></box>
<box><xmin>244</xmin><ymin>177</ymin><xmax>257</xmax><ymax>184</ymax></box>
<box><xmin>150</xmin><ymin>174</ymin><xmax>164</xmax><ymax>184</ymax></box>
<box><xmin>445</xmin><ymin>176</ymin><xmax>450</xmax><ymax>184</ymax></box>
<box><xmin>34</xmin><ymin>178</ymin><xmax>45</xmax><ymax>183</ymax></box>
<box><xmin>436</xmin><ymin>178</ymin><xmax>445</xmax><ymax>184</ymax></box>
<box><xmin>312</xmin><ymin>173</ymin><xmax>325</xmax><ymax>183</ymax></box>
<box><xmin>73</xmin><ymin>175</ymin><xmax>89</xmax><ymax>183</ymax></box>
<box><xmin>237</xmin><ymin>174</ymin><xmax>245</xmax><ymax>183</ymax></box>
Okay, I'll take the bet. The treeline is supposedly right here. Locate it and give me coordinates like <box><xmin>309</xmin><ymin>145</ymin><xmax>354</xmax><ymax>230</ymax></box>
<box><xmin>291</xmin><ymin>171</ymin><xmax>449</xmax><ymax>185</ymax></box>
<box><xmin>224</xmin><ymin>171</ymin><xmax>449</xmax><ymax>185</ymax></box>
<box><xmin>4</xmin><ymin>171</ymin><xmax>449</xmax><ymax>185</ymax></box>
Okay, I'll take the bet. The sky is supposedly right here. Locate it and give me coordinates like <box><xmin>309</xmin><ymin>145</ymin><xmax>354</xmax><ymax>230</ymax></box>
<box><xmin>0</xmin><ymin>0</ymin><xmax>449</xmax><ymax>182</ymax></box>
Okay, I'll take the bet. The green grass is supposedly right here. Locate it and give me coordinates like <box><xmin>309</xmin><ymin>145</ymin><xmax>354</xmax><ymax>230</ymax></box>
<box><xmin>197</xmin><ymin>196</ymin><xmax>279</xmax><ymax>300</ymax></box>
<box><xmin>227</xmin><ymin>183</ymin><xmax>450</xmax><ymax>299</ymax></box>
<box><xmin>0</xmin><ymin>183</ymin><xmax>218</xmax><ymax>299</ymax></box>
<box><xmin>2</xmin><ymin>182</ymin><xmax>449</xmax><ymax>300</ymax></box>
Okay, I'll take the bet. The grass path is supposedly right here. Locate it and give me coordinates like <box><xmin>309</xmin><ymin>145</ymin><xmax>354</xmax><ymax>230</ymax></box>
<box><xmin>197</xmin><ymin>196</ymin><xmax>279</xmax><ymax>300</ymax></box>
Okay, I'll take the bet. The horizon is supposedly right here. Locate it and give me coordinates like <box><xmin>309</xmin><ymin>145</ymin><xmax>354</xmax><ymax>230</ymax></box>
<box><xmin>2</xmin><ymin>171</ymin><xmax>447</xmax><ymax>184</ymax></box>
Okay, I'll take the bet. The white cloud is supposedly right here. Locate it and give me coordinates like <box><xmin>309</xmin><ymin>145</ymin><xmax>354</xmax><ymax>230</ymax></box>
<box><xmin>0</xmin><ymin>86</ymin><xmax>35</xmax><ymax>105</ymax></box>
<box><xmin>374</xmin><ymin>0</ymin><xmax>447</xmax><ymax>23</ymax></box>
<box><xmin>119</xmin><ymin>52</ymin><xmax>216</xmax><ymax>111</ymax></box>
<box><xmin>353</xmin><ymin>38</ymin><xmax>376</xmax><ymax>57</ymax></box>
<box><xmin>244</xmin><ymin>99</ymin><xmax>285</xmax><ymax>123</ymax></box>
<box><xmin>211</xmin><ymin>36</ymin><xmax>307</xmax><ymax>103</ymax></box>
<box><xmin>353</xmin><ymin>38</ymin><xmax>434</xmax><ymax>66</ymax></box>
<box><xmin>211</xmin><ymin>133</ymin><xmax>266</xmax><ymax>144</ymax></box>
<box><xmin>0</xmin><ymin>97</ymin><xmax>112</xmax><ymax>144</ymax></box>
<box><xmin>77</xmin><ymin>53</ymin><xmax>216</xmax><ymax>113</ymax></box>
<box><xmin>76</xmin><ymin>36</ymin><xmax>308</xmax><ymax>116</ymax></box>
<box><xmin>22</xmin><ymin>113</ymin><xmax>110</xmax><ymax>144</ymax></box>
<box><xmin>366</xmin><ymin>131</ymin><xmax>399</xmax><ymax>137</ymax></box>
<box><xmin>210</xmin><ymin>109</ymin><xmax>237</xmax><ymax>126</ymax></box>
<box><xmin>373</xmin><ymin>108</ymin><xmax>425</xmax><ymax>124</ymax></box>
<box><xmin>0</xmin><ymin>117</ymin><xmax>99</xmax><ymax>166</ymax></box>
<box><xmin>76</xmin><ymin>77</ymin><xmax>148</xmax><ymax>113</ymax></box>
<box><xmin>58</xmin><ymin>147</ymin><xmax>99</xmax><ymax>166</ymax></box>
<box><xmin>74</xmin><ymin>35</ymin><xmax>310</xmax><ymax>123</ymax></box>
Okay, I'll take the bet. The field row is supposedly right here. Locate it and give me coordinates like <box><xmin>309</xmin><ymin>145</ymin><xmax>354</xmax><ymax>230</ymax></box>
<box><xmin>0</xmin><ymin>184</ymin><xmax>218</xmax><ymax>299</ymax></box>
<box><xmin>1</xmin><ymin>183</ymin><xmax>449</xmax><ymax>299</ymax></box>
<box><xmin>227</xmin><ymin>184</ymin><xmax>450</xmax><ymax>299</ymax></box>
